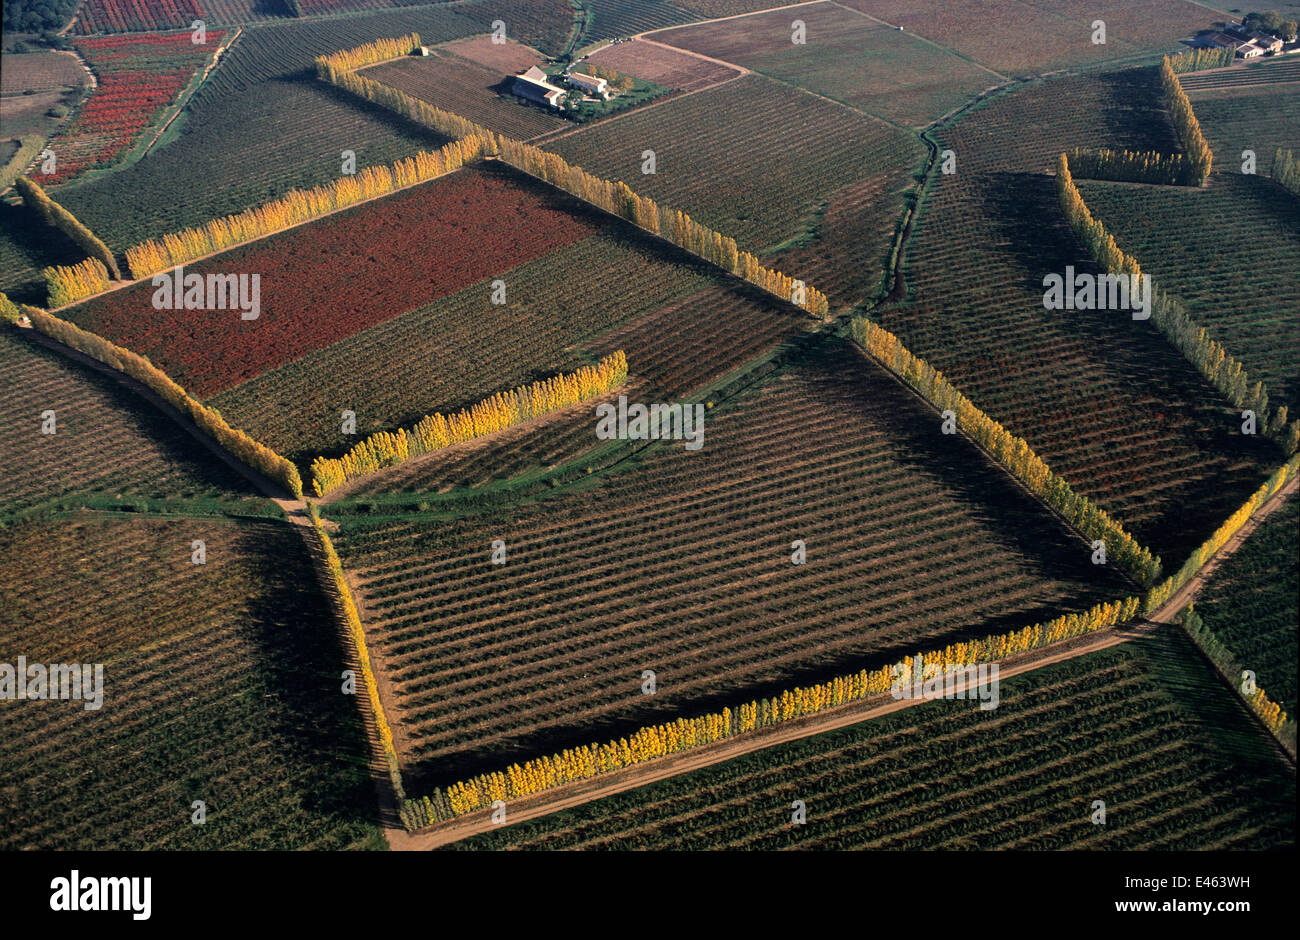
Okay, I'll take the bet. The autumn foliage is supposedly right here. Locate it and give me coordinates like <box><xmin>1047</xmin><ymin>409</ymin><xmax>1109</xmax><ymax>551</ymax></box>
<box><xmin>496</xmin><ymin>138</ymin><xmax>830</xmax><ymax>318</ymax></box>
<box><xmin>850</xmin><ymin>315</ymin><xmax>1161</xmax><ymax>587</ymax></box>
<box><xmin>314</xmin><ymin>33</ymin><xmax>422</xmax><ymax>78</ymax></box>
<box><xmin>1058</xmin><ymin>152</ymin><xmax>1298</xmax><ymax>454</ymax></box>
<box><xmin>15</xmin><ymin>175</ymin><xmax>122</xmax><ymax>280</ymax></box>
<box><xmin>311</xmin><ymin>351</ymin><xmax>628</xmax><ymax>496</ymax></box>
<box><xmin>400</xmin><ymin>595</ymin><xmax>1142</xmax><ymax>828</ymax></box>
<box><xmin>9</xmin><ymin>301</ymin><xmax>303</xmax><ymax>497</ymax></box>
<box><xmin>315</xmin><ymin>44</ymin><xmax>830</xmax><ymax>318</ymax></box>
<box><xmin>1167</xmin><ymin>45</ymin><xmax>1234</xmax><ymax>73</ymax></box>
<box><xmin>1144</xmin><ymin>456</ymin><xmax>1299</xmax><ymax>615</ymax></box>
<box><xmin>1160</xmin><ymin>56</ymin><xmax>1213</xmax><ymax>185</ymax></box>
<box><xmin>125</xmin><ymin>136</ymin><xmax>493</xmax><ymax>278</ymax></box>
<box><xmin>43</xmin><ymin>258</ymin><xmax>111</xmax><ymax>308</ymax></box>
<box><xmin>309</xmin><ymin>505</ymin><xmax>405</xmax><ymax>799</ymax></box>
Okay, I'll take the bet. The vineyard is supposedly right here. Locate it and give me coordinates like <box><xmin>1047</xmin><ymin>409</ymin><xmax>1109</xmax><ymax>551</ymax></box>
<box><xmin>446</xmin><ymin>634</ymin><xmax>1296</xmax><ymax>849</ymax></box>
<box><xmin>875</xmin><ymin>70</ymin><xmax>1278</xmax><ymax>567</ymax></box>
<box><xmin>836</xmin><ymin>0</ymin><xmax>1207</xmax><ymax>74</ymax></box>
<box><xmin>1190</xmin><ymin>496</ymin><xmax>1299</xmax><ymax>718</ymax></box>
<box><xmin>1078</xmin><ymin>173</ymin><xmax>1300</xmax><ymax>414</ymax></box>
<box><xmin>0</xmin><ymin>515</ymin><xmax>385</xmax><ymax>850</ymax></box>
<box><xmin>210</xmin><ymin>213</ymin><xmax>805</xmax><ymax>466</ymax></box>
<box><xmin>456</xmin><ymin>0</ymin><xmax>580</xmax><ymax>58</ymax></box>
<box><xmin>0</xmin><ymin>51</ymin><xmax>87</xmax><ymax>94</ymax></box>
<box><xmin>655</xmin><ymin>1</ymin><xmax>1000</xmax><ymax>126</ymax></box>
<box><xmin>1187</xmin><ymin>82</ymin><xmax>1300</xmax><ymax>174</ymax></box>
<box><xmin>62</xmin><ymin>163</ymin><xmax>599</xmax><ymax>397</ymax></box>
<box><xmin>41</xmin><ymin>32</ymin><xmax>225</xmax><ymax>188</ymax></box>
<box><xmin>0</xmin><ymin>332</ymin><xmax>253</xmax><ymax>515</ymax></box>
<box><xmin>71</xmin><ymin>0</ymin><xmax>202</xmax><ymax>34</ymax></box>
<box><xmin>584</xmin><ymin>0</ymin><xmax>698</xmax><ymax>41</ymax></box>
<box><xmin>0</xmin><ymin>0</ymin><xmax>1294</xmax><ymax>860</ymax></box>
<box><xmin>330</xmin><ymin>340</ymin><xmax>1132</xmax><ymax>786</ymax></box>
<box><xmin>547</xmin><ymin>75</ymin><xmax>920</xmax><ymax>254</ymax></box>
<box><xmin>437</xmin><ymin>36</ymin><xmax>548</xmax><ymax>73</ymax></box>
<box><xmin>584</xmin><ymin>38</ymin><xmax>741</xmax><ymax>93</ymax></box>
<box><xmin>363</xmin><ymin>51</ymin><xmax>567</xmax><ymax>140</ymax></box>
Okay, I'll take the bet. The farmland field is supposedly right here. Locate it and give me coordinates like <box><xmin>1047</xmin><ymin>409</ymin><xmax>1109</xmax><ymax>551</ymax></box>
<box><xmin>62</xmin><ymin>163</ymin><xmax>602</xmax><ymax>397</ymax></box>
<box><xmin>438</xmin><ymin>35</ymin><xmax>547</xmax><ymax>73</ymax></box>
<box><xmin>584</xmin><ymin>37</ymin><xmax>741</xmax><ymax>92</ymax></box>
<box><xmin>447</xmin><ymin>632</ymin><xmax>1295</xmax><ymax>850</ymax></box>
<box><xmin>71</xmin><ymin>0</ymin><xmax>203</xmax><ymax>34</ymax></box>
<box><xmin>0</xmin><ymin>515</ymin><xmax>384</xmax><ymax>850</ymax></box>
<box><xmin>329</xmin><ymin>339</ymin><xmax>1132</xmax><ymax>786</ymax></box>
<box><xmin>0</xmin><ymin>332</ymin><xmax>254</xmax><ymax>515</ymax></box>
<box><xmin>43</xmin><ymin>32</ymin><xmax>226</xmax><ymax>188</ymax></box>
<box><xmin>546</xmin><ymin>75</ymin><xmax>922</xmax><ymax>256</ymax></box>
<box><xmin>584</xmin><ymin>0</ymin><xmax>698</xmax><ymax>40</ymax></box>
<box><xmin>0</xmin><ymin>202</ymin><xmax>86</xmax><ymax>304</ymax></box>
<box><xmin>1190</xmin><ymin>495</ymin><xmax>1299</xmax><ymax>718</ymax></box>
<box><xmin>1186</xmin><ymin>81</ymin><xmax>1300</xmax><ymax>178</ymax></box>
<box><xmin>1078</xmin><ymin>173</ymin><xmax>1300</xmax><ymax>414</ymax></box>
<box><xmin>837</xmin><ymin>0</ymin><xmax>1208</xmax><ymax>74</ymax></box>
<box><xmin>875</xmin><ymin>69</ymin><xmax>1279</xmax><ymax>568</ymax></box>
<box><xmin>209</xmin><ymin>216</ymin><xmax>807</xmax><ymax>468</ymax></box>
<box><xmin>363</xmin><ymin>49</ymin><xmax>567</xmax><ymax>140</ymax></box>
<box><xmin>654</xmin><ymin>1</ymin><xmax>1001</xmax><ymax>126</ymax></box>
<box><xmin>0</xmin><ymin>50</ymin><xmax>86</xmax><ymax>95</ymax></box>
<box><xmin>457</xmin><ymin>0</ymin><xmax>580</xmax><ymax>57</ymax></box>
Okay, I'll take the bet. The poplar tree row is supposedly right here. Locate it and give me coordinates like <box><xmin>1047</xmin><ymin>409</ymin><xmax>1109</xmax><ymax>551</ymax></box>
<box><xmin>1144</xmin><ymin>455</ymin><xmax>1299</xmax><ymax>614</ymax></box>
<box><xmin>0</xmin><ymin>295</ymin><xmax>303</xmax><ymax>497</ymax></box>
<box><xmin>1273</xmin><ymin>148</ymin><xmax>1299</xmax><ymax>196</ymax></box>
<box><xmin>400</xmin><ymin>595</ymin><xmax>1141</xmax><ymax>828</ymax></box>
<box><xmin>314</xmin><ymin>32</ymin><xmax>422</xmax><ymax>79</ymax></box>
<box><xmin>310</xmin><ymin>505</ymin><xmax>406</xmax><ymax>799</ymax></box>
<box><xmin>310</xmin><ymin>351</ymin><xmax>629</xmax><ymax>497</ymax></box>
<box><xmin>1065</xmin><ymin>146</ymin><xmax>1191</xmax><ymax>186</ymax></box>
<box><xmin>324</xmin><ymin>64</ymin><xmax>502</xmax><ymax>143</ymax></box>
<box><xmin>1166</xmin><ymin>46</ymin><xmax>1234</xmax><ymax>73</ymax></box>
<box><xmin>314</xmin><ymin>43</ymin><xmax>830</xmax><ymax>317</ymax></box>
<box><xmin>43</xmin><ymin>257</ymin><xmax>111</xmax><ymax>308</ymax></box>
<box><xmin>848</xmin><ymin>315</ymin><xmax>1162</xmax><ymax>586</ymax></box>
<box><xmin>1160</xmin><ymin>56</ymin><xmax>1213</xmax><ymax>185</ymax></box>
<box><xmin>496</xmin><ymin>137</ymin><xmax>830</xmax><ymax>317</ymax></box>
<box><xmin>1181</xmin><ymin>605</ymin><xmax>1294</xmax><ymax>746</ymax></box>
<box><xmin>1058</xmin><ymin>153</ymin><xmax>1299</xmax><ymax>454</ymax></box>
<box><xmin>15</xmin><ymin>175</ymin><xmax>121</xmax><ymax>280</ymax></box>
<box><xmin>125</xmin><ymin>137</ymin><xmax>491</xmax><ymax>278</ymax></box>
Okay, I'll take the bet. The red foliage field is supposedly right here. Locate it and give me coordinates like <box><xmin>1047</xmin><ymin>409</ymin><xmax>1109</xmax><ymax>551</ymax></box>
<box><xmin>43</xmin><ymin>33</ymin><xmax>223</xmax><ymax>187</ymax></box>
<box><xmin>63</xmin><ymin>166</ymin><xmax>602</xmax><ymax>397</ymax></box>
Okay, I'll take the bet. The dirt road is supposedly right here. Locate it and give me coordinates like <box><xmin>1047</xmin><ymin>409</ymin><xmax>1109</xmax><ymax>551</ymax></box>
<box><xmin>389</xmin><ymin>474</ymin><xmax>1297</xmax><ymax>850</ymax></box>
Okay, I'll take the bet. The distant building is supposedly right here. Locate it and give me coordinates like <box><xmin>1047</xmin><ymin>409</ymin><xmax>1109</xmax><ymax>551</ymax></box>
<box><xmin>566</xmin><ymin>71</ymin><xmax>610</xmax><ymax>99</ymax></box>
<box><xmin>1202</xmin><ymin>30</ymin><xmax>1272</xmax><ymax>57</ymax></box>
<box><xmin>521</xmin><ymin>66</ymin><xmax>550</xmax><ymax>84</ymax></box>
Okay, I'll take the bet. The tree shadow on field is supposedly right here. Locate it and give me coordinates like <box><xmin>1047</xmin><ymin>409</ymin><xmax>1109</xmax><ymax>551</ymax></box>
<box><xmin>0</xmin><ymin>202</ymin><xmax>85</xmax><ymax>305</ymax></box>
<box><xmin>236</xmin><ymin>523</ymin><xmax>388</xmax><ymax>842</ymax></box>
<box><xmin>1095</xmin><ymin>67</ymin><xmax>1181</xmax><ymax>154</ymax></box>
<box><xmin>401</xmin><ymin>335</ymin><xmax>1139</xmax><ymax>793</ymax></box>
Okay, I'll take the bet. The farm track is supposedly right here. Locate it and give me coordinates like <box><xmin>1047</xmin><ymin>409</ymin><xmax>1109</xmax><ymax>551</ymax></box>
<box><xmin>392</xmin><ymin>471</ymin><xmax>1298</xmax><ymax>849</ymax></box>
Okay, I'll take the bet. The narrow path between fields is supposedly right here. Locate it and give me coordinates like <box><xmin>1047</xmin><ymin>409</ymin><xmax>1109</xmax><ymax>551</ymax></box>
<box><xmin>388</xmin><ymin>474</ymin><xmax>1297</xmax><ymax>849</ymax></box>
